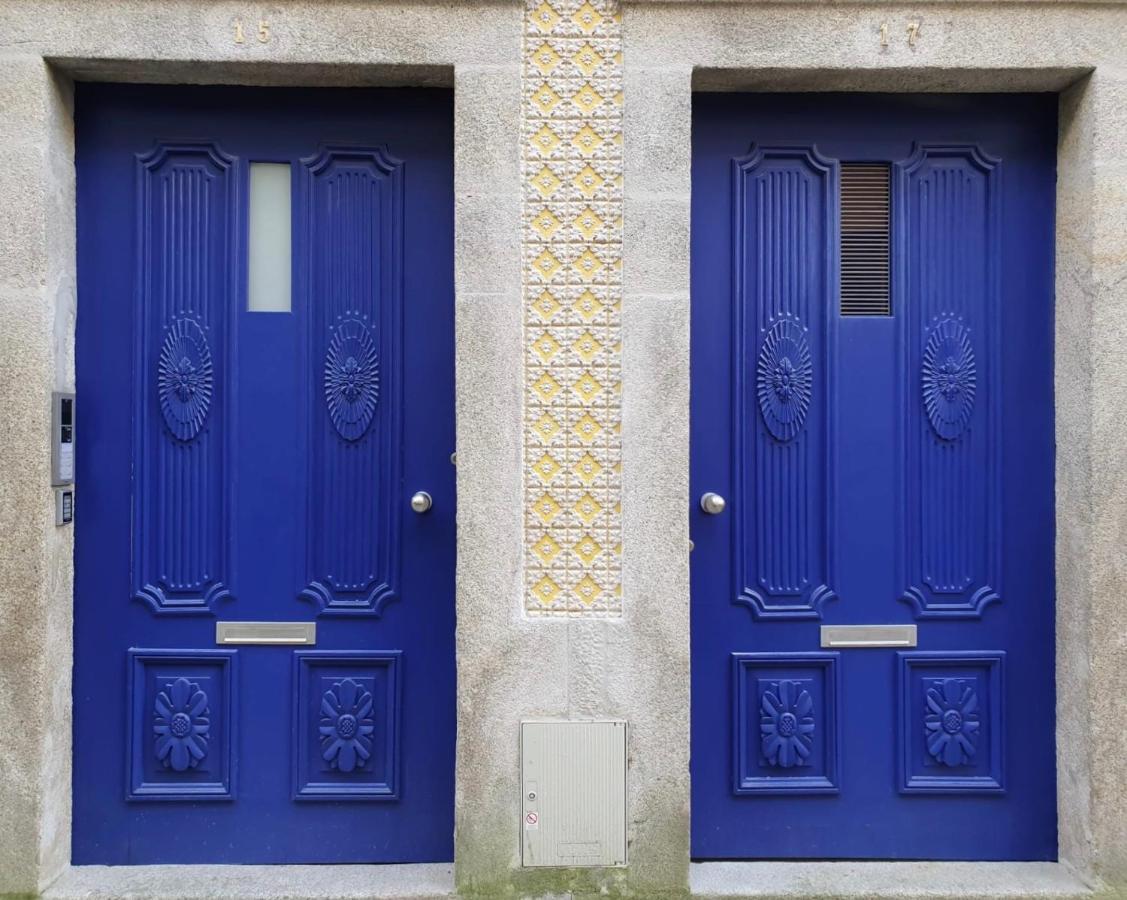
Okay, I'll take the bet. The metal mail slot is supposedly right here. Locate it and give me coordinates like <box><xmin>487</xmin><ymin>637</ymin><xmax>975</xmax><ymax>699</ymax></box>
<box><xmin>820</xmin><ymin>624</ymin><xmax>917</xmax><ymax>648</ymax></box>
<box><xmin>216</xmin><ymin>621</ymin><xmax>316</xmax><ymax>645</ymax></box>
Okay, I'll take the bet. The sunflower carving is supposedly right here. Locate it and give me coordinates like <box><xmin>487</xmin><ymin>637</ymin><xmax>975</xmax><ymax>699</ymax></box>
<box><xmin>157</xmin><ymin>318</ymin><xmax>213</xmax><ymax>441</ymax></box>
<box><xmin>756</xmin><ymin>319</ymin><xmax>813</xmax><ymax>442</ymax></box>
<box><xmin>324</xmin><ymin>319</ymin><xmax>380</xmax><ymax>441</ymax></box>
<box><xmin>922</xmin><ymin>318</ymin><xmax>976</xmax><ymax>441</ymax></box>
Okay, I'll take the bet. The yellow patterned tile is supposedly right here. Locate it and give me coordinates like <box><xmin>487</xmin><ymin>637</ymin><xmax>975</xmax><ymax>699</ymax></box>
<box><xmin>571</xmin><ymin>83</ymin><xmax>604</xmax><ymax>115</ymax></box>
<box><xmin>571</xmin><ymin>43</ymin><xmax>605</xmax><ymax>77</ymax></box>
<box><xmin>573</xmin><ymin>451</ymin><xmax>604</xmax><ymax>484</ymax></box>
<box><xmin>573</xmin><ymin>492</ymin><xmax>603</xmax><ymax>524</ymax></box>
<box><xmin>534</xmin><ymin>492</ymin><xmax>563</xmax><ymax>524</ymax></box>
<box><xmin>533</xmin><ymin>248</ymin><xmax>562</xmax><ymax>280</ymax></box>
<box><xmin>524</xmin><ymin>0</ymin><xmax>621</xmax><ymax>616</ymax></box>
<box><xmin>572</xmin><ymin>371</ymin><xmax>602</xmax><ymax>403</ymax></box>
<box><xmin>571</xmin><ymin>125</ymin><xmax>604</xmax><ymax>157</ymax></box>
<box><xmin>573</xmin><ymin>534</ymin><xmax>602</xmax><ymax>565</ymax></box>
<box><xmin>532</xmin><ymin>332</ymin><xmax>561</xmax><ymax>361</ymax></box>
<box><xmin>572</xmin><ymin>2</ymin><xmax>603</xmax><ymax>33</ymax></box>
<box><xmin>532</xmin><ymin>164</ymin><xmax>562</xmax><ymax>198</ymax></box>
<box><xmin>532</xmin><ymin>1</ymin><xmax>562</xmax><ymax>33</ymax></box>
<box><xmin>532</xmin><ymin>574</ymin><xmax>562</xmax><ymax>604</ymax></box>
<box><xmin>534</xmin><ymin>289</ymin><xmax>562</xmax><ymax>320</ymax></box>
<box><xmin>531</xmin><ymin>82</ymin><xmax>562</xmax><ymax>115</ymax></box>
<box><xmin>532</xmin><ymin>207</ymin><xmax>563</xmax><ymax>239</ymax></box>
<box><xmin>532</xmin><ymin>371</ymin><xmax>562</xmax><ymax>401</ymax></box>
<box><xmin>573</xmin><ymin>289</ymin><xmax>605</xmax><ymax>321</ymax></box>
<box><xmin>572</xmin><ymin>412</ymin><xmax>603</xmax><ymax>444</ymax></box>
<box><xmin>573</xmin><ymin>574</ymin><xmax>603</xmax><ymax>606</ymax></box>
<box><xmin>573</xmin><ymin>206</ymin><xmax>604</xmax><ymax>239</ymax></box>
<box><xmin>574</xmin><ymin>164</ymin><xmax>605</xmax><ymax>198</ymax></box>
<box><xmin>531</xmin><ymin>41</ymin><xmax>562</xmax><ymax>74</ymax></box>
<box><xmin>533</xmin><ymin>533</ymin><xmax>562</xmax><ymax>563</ymax></box>
<box><xmin>572</xmin><ymin>330</ymin><xmax>603</xmax><ymax>363</ymax></box>
<box><xmin>533</xmin><ymin>452</ymin><xmax>562</xmax><ymax>483</ymax></box>
<box><xmin>531</xmin><ymin>124</ymin><xmax>562</xmax><ymax>156</ymax></box>
<box><xmin>572</xmin><ymin>247</ymin><xmax>604</xmax><ymax>281</ymax></box>
<box><xmin>533</xmin><ymin>412</ymin><xmax>561</xmax><ymax>442</ymax></box>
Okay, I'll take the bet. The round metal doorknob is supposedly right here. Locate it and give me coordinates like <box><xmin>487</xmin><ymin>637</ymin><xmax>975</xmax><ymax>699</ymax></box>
<box><xmin>699</xmin><ymin>492</ymin><xmax>726</xmax><ymax>515</ymax></box>
<box><xmin>410</xmin><ymin>491</ymin><xmax>433</xmax><ymax>514</ymax></box>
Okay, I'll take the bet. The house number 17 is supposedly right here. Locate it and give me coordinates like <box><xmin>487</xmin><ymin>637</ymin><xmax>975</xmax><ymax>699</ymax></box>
<box><xmin>880</xmin><ymin>21</ymin><xmax>921</xmax><ymax>47</ymax></box>
<box><xmin>234</xmin><ymin>19</ymin><xmax>270</xmax><ymax>44</ymax></box>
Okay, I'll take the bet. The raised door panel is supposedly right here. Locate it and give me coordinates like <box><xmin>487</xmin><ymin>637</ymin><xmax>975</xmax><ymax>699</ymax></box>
<box><xmin>133</xmin><ymin>143</ymin><xmax>236</xmax><ymax>614</ymax></box>
<box><xmin>298</xmin><ymin>147</ymin><xmax>404</xmax><ymax>615</ymax></box>
<box><xmin>732</xmin><ymin>147</ymin><xmax>838</xmax><ymax>619</ymax></box>
<box><xmin>896</xmin><ymin>145</ymin><xmax>1002</xmax><ymax>618</ymax></box>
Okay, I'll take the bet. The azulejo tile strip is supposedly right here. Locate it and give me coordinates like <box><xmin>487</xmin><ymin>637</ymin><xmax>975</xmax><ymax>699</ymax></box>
<box><xmin>523</xmin><ymin>0</ymin><xmax>623</xmax><ymax>616</ymax></box>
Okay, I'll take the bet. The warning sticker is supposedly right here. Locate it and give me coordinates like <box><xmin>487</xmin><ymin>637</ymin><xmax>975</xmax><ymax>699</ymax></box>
<box><xmin>524</xmin><ymin>811</ymin><xmax>539</xmax><ymax>830</ymax></box>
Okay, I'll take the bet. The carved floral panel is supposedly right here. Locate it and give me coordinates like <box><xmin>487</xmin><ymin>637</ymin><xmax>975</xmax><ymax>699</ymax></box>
<box><xmin>294</xmin><ymin>652</ymin><xmax>400</xmax><ymax>800</ymax></box>
<box><xmin>128</xmin><ymin>650</ymin><xmax>235</xmax><ymax>800</ymax></box>
<box><xmin>733</xmin><ymin>653</ymin><xmax>840</xmax><ymax>794</ymax></box>
<box><xmin>898</xmin><ymin>652</ymin><xmax>1004</xmax><ymax>793</ymax></box>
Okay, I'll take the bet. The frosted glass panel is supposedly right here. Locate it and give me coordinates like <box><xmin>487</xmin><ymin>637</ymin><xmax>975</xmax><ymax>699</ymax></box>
<box><xmin>248</xmin><ymin>163</ymin><xmax>292</xmax><ymax>312</ymax></box>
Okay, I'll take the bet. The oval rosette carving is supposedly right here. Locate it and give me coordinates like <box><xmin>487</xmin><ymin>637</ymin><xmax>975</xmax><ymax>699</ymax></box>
<box><xmin>157</xmin><ymin>317</ymin><xmax>214</xmax><ymax>441</ymax></box>
<box><xmin>325</xmin><ymin>319</ymin><xmax>380</xmax><ymax>441</ymax></box>
<box><xmin>756</xmin><ymin>318</ymin><xmax>814</xmax><ymax>442</ymax></box>
<box><xmin>922</xmin><ymin>318</ymin><xmax>976</xmax><ymax>441</ymax></box>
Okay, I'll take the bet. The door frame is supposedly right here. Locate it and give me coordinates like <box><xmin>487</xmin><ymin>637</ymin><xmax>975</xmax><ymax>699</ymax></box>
<box><xmin>617</xmin><ymin>58</ymin><xmax>1106</xmax><ymax>894</ymax></box>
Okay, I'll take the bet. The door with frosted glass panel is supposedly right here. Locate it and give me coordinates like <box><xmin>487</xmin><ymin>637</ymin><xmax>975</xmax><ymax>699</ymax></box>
<box><xmin>74</xmin><ymin>84</ymin><xmax>455</xmax><ymax>864</ymax></box>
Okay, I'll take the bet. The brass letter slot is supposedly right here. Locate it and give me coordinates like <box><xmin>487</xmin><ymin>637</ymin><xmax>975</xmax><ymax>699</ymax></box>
<box><xmin>215</xmin><ymin>621</ymin><xmax>316</xmax><ymax>645</ymax></box>
<box><xmin>820</xmin><ymin>624</ymin><xmax>917</xmax><ymax>648</ymax></box>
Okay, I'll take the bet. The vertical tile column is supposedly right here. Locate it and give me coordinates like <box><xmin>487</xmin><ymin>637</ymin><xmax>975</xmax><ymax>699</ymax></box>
<box><xmin>522</xmin><ymin>0</ymin><xmax>623</xmax><ymax>616</ymax></box>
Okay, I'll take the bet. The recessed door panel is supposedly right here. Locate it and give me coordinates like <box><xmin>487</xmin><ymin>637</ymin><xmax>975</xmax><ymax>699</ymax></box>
<box><xmin>691</xmin><ymin>93</ymin><xmax>1057</xmax><ymax>861</ymax></box>
<box><xmin>74</xmin><ymin>85</ymin><xmax>455</xmax><ymax>864</ymax></box>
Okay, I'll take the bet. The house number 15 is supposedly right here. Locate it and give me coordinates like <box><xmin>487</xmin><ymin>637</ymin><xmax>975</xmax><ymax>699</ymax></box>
<box><xmin>234</xmin><ymin>19</ymin><xmax>270</xmax><ymax>44</ymax></box>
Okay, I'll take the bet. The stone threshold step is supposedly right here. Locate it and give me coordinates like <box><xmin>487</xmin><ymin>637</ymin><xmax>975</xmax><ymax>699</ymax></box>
<box><xmin>42</xmin><ymin>860</ymin><xmax>1099</xmax><ymax>900</ymax></box>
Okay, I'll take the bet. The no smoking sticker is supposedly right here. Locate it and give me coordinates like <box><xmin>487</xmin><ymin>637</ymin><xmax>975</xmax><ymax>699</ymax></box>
<box><xmin>524</xmin><ymin>811</ymin><xmax>539</xmax><ymax>830</ymax></box>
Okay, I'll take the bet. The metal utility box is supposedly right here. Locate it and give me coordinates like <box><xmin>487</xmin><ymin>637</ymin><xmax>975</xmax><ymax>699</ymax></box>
<box><xmin>521</xmin><ymin>720</ymin><xmax>627</xmax><ymax>868</ymax></box>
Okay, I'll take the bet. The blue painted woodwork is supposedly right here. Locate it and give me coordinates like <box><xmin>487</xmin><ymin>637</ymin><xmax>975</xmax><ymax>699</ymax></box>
<box><xmin>127</xmin><ymin>650</ymin><xmax>236</xmax><ymax>800</ymax></box>
<box><xmin>733</xmin><ymin>653</ymin><xmax>840</xmax><ymax>794</ymax></box>
<box><xmin>299</xmin><ymin>146</ymin><xmax>404</xmax><ymax>615</ymax></box>
<box><xmin>898</xmin><ymin>652</ymin><xmax>1005</xmax><ymax>794</ymax></box>
<box><xmin>691</xmin><ymin>94</ymin><xmax>1057</xmax><ymax>860</ymax></box>
<box><xmin>293</xmin><ymin>652</ymin><xmax>400</xmax><ymax>800</ymax></box>
<box><xmin>74</xmin><ymin>85</ymin><xmax>455</xmax><ymax>864</ymax></box>
<box><xmin>732</xmin><ymin>146</ymin><xmax>838</xmax><ymax>619</ymax></box>
<box><xmin>134</xmin><ymin>142</ymin><xmax>236</xmax><ymax>613</ymax></box>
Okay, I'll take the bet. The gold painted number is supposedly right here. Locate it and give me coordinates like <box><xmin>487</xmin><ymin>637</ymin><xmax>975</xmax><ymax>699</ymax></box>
<box><xmin>879</xmin><ymin>20</ymin><xmax>921</xmax><ymax>48</ymax></box>
<box><xmin>233</xmin><ymin>17</ymin><xmax>270</xmax><ymax>44</ymax></box>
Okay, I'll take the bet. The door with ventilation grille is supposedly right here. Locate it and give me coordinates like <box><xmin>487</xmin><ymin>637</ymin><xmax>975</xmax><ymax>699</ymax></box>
<box><xmin>690</xmin><ymin>94</ymin><xmax>1057</xmax><ymax>860</ymax></box>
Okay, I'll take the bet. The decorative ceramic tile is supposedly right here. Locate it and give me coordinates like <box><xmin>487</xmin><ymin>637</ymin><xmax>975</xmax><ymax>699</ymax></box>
<box><xmin>523</xmin><ymin>0</ymin><xmax>622</xmax><ymax>616</ymax></box>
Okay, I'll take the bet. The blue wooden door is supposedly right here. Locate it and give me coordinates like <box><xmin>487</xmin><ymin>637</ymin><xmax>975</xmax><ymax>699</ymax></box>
<box><xmin>73</xmin><ymin>85</ymin><xmax>455</xmax><ymax>864</ymax></box>
<box><xmin>691</xmin><ymin>94</ymin><xmax>1057</xmax><ymax>860</ymax></box>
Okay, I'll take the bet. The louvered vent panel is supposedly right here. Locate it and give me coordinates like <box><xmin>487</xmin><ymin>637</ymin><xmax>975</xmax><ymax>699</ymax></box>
<box><xmin>840</xmin><ymin>163</ymin><xmax>891</xmax><ymax>316</ymax></box>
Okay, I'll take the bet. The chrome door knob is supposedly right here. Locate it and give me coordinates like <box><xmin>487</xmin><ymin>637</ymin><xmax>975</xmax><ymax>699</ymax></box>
<box><xmin>410</xmin><ymin>491</ymin><xmax>433</xmax><ymax>514</ymax></box>
<box><xmin>699</xmin><ymin>492</ymin><xmax>726</xmax><ymax>515</ymax></box>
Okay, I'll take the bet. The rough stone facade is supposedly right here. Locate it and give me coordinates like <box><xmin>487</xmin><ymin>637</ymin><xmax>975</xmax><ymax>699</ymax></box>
<box><xmin>1</xmin><ymin>0</ymin><xmax>1126</xmax><ymax>897</ymax></box>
